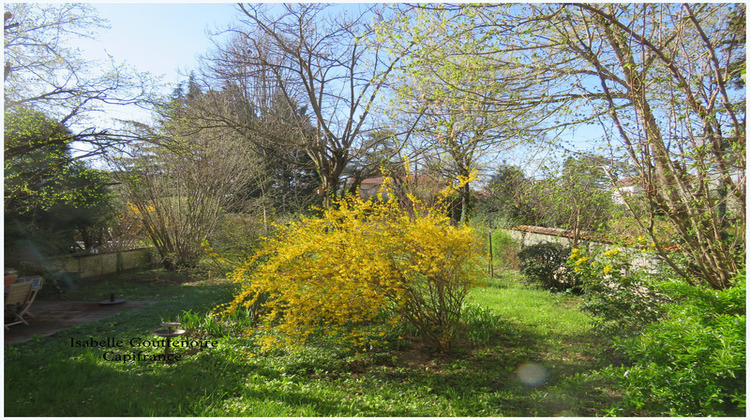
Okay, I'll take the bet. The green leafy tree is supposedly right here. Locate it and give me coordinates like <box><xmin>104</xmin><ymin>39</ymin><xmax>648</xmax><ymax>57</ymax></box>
<box><xmin>535</xmin><ymin>154</ymin><xmax>616</xmax><ymax>246</ymax></box>
<box><xmin>379</xmin><ymin>4</ymin><xmax>745</xmax><ymax>288</ymax></box>
<box><xmin>479</xmin><ymin>164</ymin><xmax>542</xmax><ymax>227</ymax></box>
<box><xmin>4</xmin><ymin>4</ymin><xmax>153</xmax><ymax>267</ymax></box>
<box><xmin>377</xmin><ymin>4</ymin><xmax>535</xmax><ymax>224</ymax></box>
<box><xmin>5</xmin><ymin>108</ymin><xmax>115</xmax><ymax>266</ymax></box>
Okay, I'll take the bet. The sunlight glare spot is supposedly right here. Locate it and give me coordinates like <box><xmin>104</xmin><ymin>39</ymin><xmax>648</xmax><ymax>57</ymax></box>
<box><xmin>516</xmin><ymin>362</ymin><xmax>548</xmax><ymax>387</ymax></box>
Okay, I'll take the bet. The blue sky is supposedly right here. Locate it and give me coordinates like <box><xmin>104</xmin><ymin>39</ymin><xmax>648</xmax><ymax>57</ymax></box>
<box><xmin>77</xmin><ymin>2</ymin><xmax>369</xmax><ymax>90</ymax></box>
<box><xmin>71</xmin><ymin>2</ymin><xmax>370</xmax><ymax>125</ymax></box>
<box><xmin>76</xmin><ymin>2</ymin><xmax>239</xmax><ymax>91</ymax></box>
<box><xmin>66</xmin><ymin>2</ymin><xmax>604</xmax><ymax>175</ymax></box>
<box><xmin>66</xmin><ymin>2</ymin><xmax>246</xmax><ymax>131</ymax></box>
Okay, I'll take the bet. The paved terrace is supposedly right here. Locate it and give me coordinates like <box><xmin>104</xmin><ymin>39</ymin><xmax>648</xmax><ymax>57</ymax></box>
<box><xmin>5</xmin><ymin>300</ymin><xmax>154</xmax><ymax>345</ymax></box>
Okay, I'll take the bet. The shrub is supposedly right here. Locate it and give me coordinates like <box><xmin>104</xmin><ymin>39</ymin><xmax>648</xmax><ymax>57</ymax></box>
<box><xmin>518</xmin><ymin>242</ymin><xmax>578</xmax><ymax>292</ymax></box>
<box><xmin>214</xmin><ymin>190</ymin><xmax>482</xmax><ymax>352</ymax></box>
<box><xmin>596</xmin><ymin>274</ymin><xmax>746</xmax><ymax>416</ymax></box>
<box><xmin>569</xmin><ymin>246</ymin><xmax>669</xmax><ymax>335</ymax></box>
<box><xmin>207</xmin><ymin>213</ymin><xmax>267</xmax><ymax>262</ymax></box>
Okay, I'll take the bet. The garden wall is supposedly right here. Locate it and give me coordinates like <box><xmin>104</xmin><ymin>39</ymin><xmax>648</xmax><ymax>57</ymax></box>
<box><xmin>61</xmin><ymin>248</ymin><xmax>155</xmax><ymax>278</ymax></box>
<box><xmin>499</xmin><ymin>226</ymin><xmax>661</xmax><ymax>271</ymax></box>
<box><xmin>500</xmin><ymin>226</ymin><xmax>582</xmax><ymax>248</ymax></box>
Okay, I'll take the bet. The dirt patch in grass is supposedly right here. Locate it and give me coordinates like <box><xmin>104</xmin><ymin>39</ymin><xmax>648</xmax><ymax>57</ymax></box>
<box><xmin>391</xmin><ymin>337</ymin><xmax>444</xmax><ymax>368</ymax></box>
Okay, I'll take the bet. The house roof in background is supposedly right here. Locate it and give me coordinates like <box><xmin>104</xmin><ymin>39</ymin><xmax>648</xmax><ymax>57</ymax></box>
<box><xmin>614</xmin><ymin>176</ymin><xmax>640</xmax><ymax>187</ymax></box>
<box><xmin>360</xmin><ymin>177</ymin><xmax>385</xmax><ymax>185</ymax></box>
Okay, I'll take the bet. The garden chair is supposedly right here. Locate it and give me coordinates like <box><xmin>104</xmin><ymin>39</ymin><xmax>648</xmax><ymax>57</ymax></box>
<box><xmin>14</xmin><ymin>276</ymin><xmax>43</xmax><ymax>318</ymax></box>
<box><xmin>5</xmin><ymin>281</ymin><xmax>34</xmax><ymax>329</ymax></box>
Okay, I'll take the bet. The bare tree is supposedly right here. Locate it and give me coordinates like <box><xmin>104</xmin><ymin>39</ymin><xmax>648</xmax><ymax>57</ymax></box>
<box><xmin>4</xmin><ymin>3</ymin><xmax>154</xmax><ymax>162</ymax></box>
<box><xmin>198</xmin><ymin>3</ymin><xmax>405</xmax><ymax>207</ymax></box>
<box><xmin>117</xmin><ymin>113</ymin><xmax>257</xmax><ymax>270</ymax></box>
<box><xmin>165</xmin><ymin>78</ymin><xmax>322</xmax><ymax>220</ymax></box>
<box><xmin>550</xmin><ymin>4</ymin><xmax>745</xmax><ymax>289</ymax></box>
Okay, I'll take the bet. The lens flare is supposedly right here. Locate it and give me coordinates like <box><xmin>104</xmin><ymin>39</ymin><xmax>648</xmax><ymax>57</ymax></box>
<box><xmin>516</xmin><ymin>362</ymin><xmax>548</xmax><ymax>387</ymax></box>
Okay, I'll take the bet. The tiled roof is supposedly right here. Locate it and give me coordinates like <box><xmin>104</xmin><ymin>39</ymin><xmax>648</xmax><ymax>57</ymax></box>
<box><xmin>360</xmin><ymin>177</ymin><xmax>386</xmax><ymax>185</ymax></box>
<box><xmin>614</xmin><ymin>176</ymin><xmax>640</xmax><ymax>187</ymax></box>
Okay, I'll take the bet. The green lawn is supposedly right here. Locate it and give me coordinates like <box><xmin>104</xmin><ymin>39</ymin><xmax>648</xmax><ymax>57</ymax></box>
<box><xmin>5</xmin><ymin>269</ymin><xmax>618</xmax><ymax>416</ymax></box>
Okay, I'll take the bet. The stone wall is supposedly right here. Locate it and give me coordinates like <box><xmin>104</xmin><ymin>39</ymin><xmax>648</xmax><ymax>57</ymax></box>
<box><xmin>499</xmin><ymin>227</ymin><xmax>662</xmax><ymax>272</ymax></box>
<box><xmin>500</xmin><ymin>227</ymin><xmax>581</xmax><ymax>248</ymax></box>
<box><xmin>62</xmin><ymin>248</ymin><xmax>155</xmax><ymax>278</ymax></box>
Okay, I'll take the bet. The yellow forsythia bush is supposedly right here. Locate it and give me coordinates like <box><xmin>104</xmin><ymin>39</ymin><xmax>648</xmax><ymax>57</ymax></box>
<box><xmin>216</xmin><ymin>189</ymin><xmax>482</xmax><ymax>352</ymax></box>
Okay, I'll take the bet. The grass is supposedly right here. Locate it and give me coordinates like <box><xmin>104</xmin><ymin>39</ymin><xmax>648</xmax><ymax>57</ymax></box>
<box><xmin>5</xmin><ymin>268</ymin><xmax>620</xmax><ymax>416</ymax></box>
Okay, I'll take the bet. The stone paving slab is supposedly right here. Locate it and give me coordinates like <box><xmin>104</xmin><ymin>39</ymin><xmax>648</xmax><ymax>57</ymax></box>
<box><xmin>4</xmin><ymin>300</ymin><xmax>155</xmax><ymax>345</ymax></box>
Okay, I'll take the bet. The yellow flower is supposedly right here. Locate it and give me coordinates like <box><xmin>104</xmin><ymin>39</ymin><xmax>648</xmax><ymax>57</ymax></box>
<box><xmin>214</xmin><ymin>191</ymin><xmax>481</xmax><ymax>352</ymax></box>
<box><xmin>604</xmin><ymin>248</ymin><xmax>620</xmax><ymax>257</ymax></box>
<box><xmin>603</xmin><ymin>264</ymin><xmax>612</xmax><ymax>274</ymax></box>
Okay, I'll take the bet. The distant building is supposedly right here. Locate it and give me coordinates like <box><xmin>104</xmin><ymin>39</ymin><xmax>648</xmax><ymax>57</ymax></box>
<box><xmin>612</xmin><ymin>176</ymin><xmax>642</xmax><ymax>205</ymax></box>
<box><xmin>345</xmin><ymin>174</ymin><xmax>447</xmax><ymax>200</ymax></box>
<box><xmin>356</xmin><ymin>177</ymin><xmax>388</xmax><ymax>199</ymax></box>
